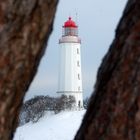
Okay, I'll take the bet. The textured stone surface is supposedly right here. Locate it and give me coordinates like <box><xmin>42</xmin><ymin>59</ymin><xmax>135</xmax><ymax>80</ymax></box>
<box><xmin>75</xmin><ymin>0</ymin><xmax>140</xmax><ymax>140</ymax></box>
<box><xmin>0</xmin><ymin>0</ymin><xmax>58</xmax><ymax>140</ymax></box>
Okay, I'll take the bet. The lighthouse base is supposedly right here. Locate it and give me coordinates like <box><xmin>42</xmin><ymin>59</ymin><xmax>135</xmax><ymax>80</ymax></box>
<box><xmin>57</xmin><ymin>91</ymin><xmax>83</xmax><ymax>109</ymax></box>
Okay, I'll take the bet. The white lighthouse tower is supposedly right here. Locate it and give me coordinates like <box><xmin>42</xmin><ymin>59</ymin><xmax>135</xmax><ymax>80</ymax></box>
<box><xmin>57</xmin><ymin>17</ymin><xmax>83</xmax><ymax>108</ymax></box>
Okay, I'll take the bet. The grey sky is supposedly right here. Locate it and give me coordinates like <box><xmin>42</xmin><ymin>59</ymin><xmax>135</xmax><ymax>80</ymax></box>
<box><xmin>25</xmin><ymin>0</ymin><xmax>128</xmax><ymax>100</ymax></box>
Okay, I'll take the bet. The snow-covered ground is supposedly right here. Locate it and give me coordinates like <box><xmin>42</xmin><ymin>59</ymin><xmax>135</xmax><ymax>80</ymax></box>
<box><xmin>13</xmin><ymin>110</ymin><xmax>86</xmax><ymax>140</ymax></box>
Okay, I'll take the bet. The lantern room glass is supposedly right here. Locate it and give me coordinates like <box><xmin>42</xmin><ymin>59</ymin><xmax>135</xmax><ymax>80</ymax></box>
<box><xmin>62</xmin><ymin>27</ymin><xmax>78</xmax><ymax>36</ymax></box>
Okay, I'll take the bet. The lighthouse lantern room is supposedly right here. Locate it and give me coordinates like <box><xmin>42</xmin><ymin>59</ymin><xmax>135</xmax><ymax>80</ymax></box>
<box><xmin>57</xmin><ymin>17</ymin><xmax>83</xmax><ymax>109</ymax></box>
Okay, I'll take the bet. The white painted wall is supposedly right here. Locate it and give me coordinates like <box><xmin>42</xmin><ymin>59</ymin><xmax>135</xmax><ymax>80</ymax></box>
<box><xmin>57</xmin><ymin>36</ymin><xmax>83</xmax><ymax>108</ymax></box>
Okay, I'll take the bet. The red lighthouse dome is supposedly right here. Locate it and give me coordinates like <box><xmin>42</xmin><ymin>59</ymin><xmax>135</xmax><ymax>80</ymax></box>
<box><xmin>63</xmin><ymin>17</ymin><xmax>77</xmax><ymax>28</ymax></box>
<box><xmin>62</xmin><ymin>17</ymin><xmax>78</xmax><ymax>36</ymax></box>
<box><xmin>59</xmin><ymin>17</ymin><xmax>81</xmax><ymax>43</ymax></box>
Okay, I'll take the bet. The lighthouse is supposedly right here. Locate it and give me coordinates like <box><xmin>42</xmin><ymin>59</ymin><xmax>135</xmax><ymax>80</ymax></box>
<box><xmin>57</xmin><ymin>17</ymin><xmax>83</xmax><ymax>108</ymax></box>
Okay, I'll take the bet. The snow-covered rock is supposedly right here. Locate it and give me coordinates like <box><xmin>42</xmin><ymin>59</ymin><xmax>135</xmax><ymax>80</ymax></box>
<box><xmin>13</xmin><ymin>110</ymin><xmax>86</xmax><ymax>140</ymax></box>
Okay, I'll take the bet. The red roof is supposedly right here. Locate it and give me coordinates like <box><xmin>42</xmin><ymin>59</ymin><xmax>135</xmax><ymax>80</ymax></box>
<box><xmin>63</xmin><ymin>17</ymin><xmax>77</xmax><ymax>28</ymax></box>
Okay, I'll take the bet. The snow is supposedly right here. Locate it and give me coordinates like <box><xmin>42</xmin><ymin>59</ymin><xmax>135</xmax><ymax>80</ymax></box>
<box><xmin>13</xmin><ymin>110</ymin><xmax>86</xmax><ymax>140</ymax></box>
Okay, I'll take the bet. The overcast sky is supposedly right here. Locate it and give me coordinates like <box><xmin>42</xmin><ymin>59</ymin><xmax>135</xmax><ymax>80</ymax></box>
<box><xmin>25</xmin><ymin>0</ymin><xmax>128</xmax><ymax>100</ymax></box>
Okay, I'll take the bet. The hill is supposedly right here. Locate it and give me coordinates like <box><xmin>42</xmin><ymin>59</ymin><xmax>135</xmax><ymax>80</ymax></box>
<box><xmin>14</xmin><ymin>110</ymin><xmax>86</xmax><ymax>140</ymax></box>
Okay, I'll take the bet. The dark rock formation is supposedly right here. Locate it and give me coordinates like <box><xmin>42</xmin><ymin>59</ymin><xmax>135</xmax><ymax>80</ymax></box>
<box><xmin>75</xmin><ymin>0</ymin><xmax>140</xmax><ymax>140</ymax></box>
<box><xmin>0</xmin><ymin>0</ymin><xmax>58</xmax><ymax>140</ymax></box>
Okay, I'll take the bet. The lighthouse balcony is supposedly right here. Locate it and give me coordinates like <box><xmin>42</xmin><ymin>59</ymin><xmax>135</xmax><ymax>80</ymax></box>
<box><xmin>57</xmin><ymin>91</ymin><xmax>82</xmax><ymax>94</ymax></box>
<box><xmin>59</xmin><ymin>36</ymin><xmax>81</xmax><ymax>44</ymax></box>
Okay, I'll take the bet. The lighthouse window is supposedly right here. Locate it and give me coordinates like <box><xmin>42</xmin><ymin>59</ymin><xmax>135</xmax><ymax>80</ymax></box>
<box><xmin>78</xmin><ymin>74</ymin><xmax>80</xmax><ymax>80</ymax></box>
<box><xmin>77</xmin><ymin>61</ymin><xmax>80</xmax><ymax>67</ymax></box>
<box><xmin>65</xmin><ymin>28</ymin><xmax>71</xmax><ymax>35</ymax></box>
<box><xmin>78</xmin><ymin>101</ymin><xmax>81</xmax><ymax>108</ymax></box>
<box><xmin>78</xmin><ymin>86</ymin><xmax>80</xmax><ymax>91</ymax></box>
<box><xmin>64</xmin><ymin>27</ymin><xmax>78</xmax><ymax>36</ymax></box>
<box><xmin>77</xmin><ymin>48</ymin><xmax>79</xmax><ymax>54</ymax></box>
